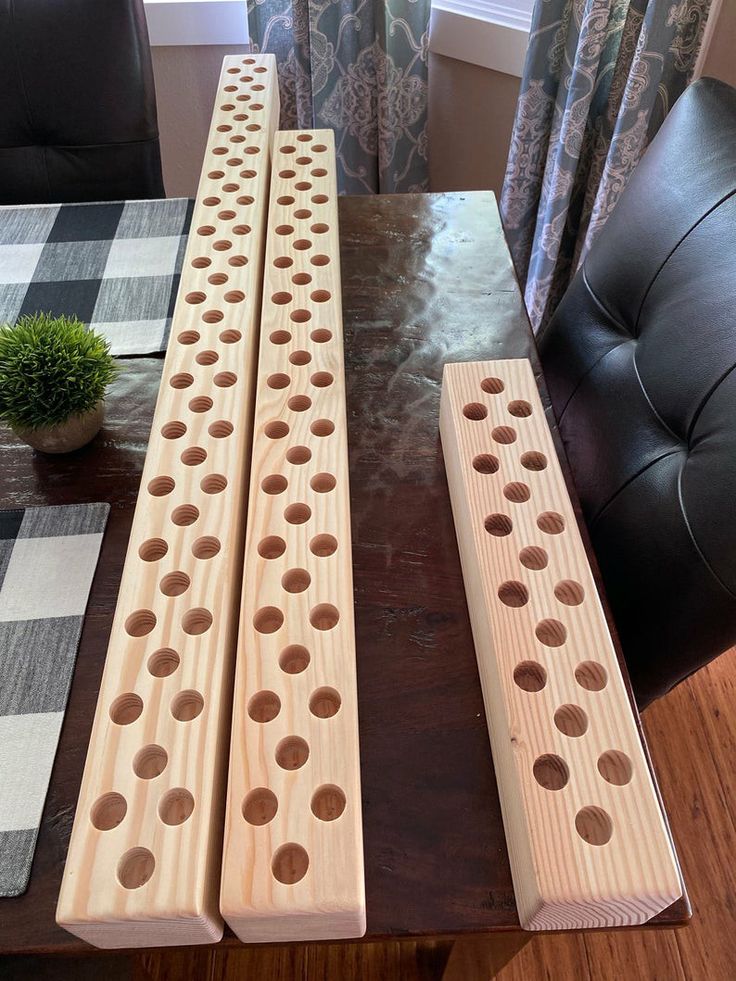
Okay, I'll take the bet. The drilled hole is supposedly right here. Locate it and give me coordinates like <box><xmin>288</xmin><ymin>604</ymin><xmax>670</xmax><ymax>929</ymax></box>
<box><xmin>228</xmin><ymin>254</ymin><xmax>248</xmax><ymax>267</ymax></box>
<box><xmin>311</xmin><ymin>472</ymin><xmax>336</xmax><ymax>493</ymax></box>
<box><xmin>272</xmin><ymin>291</ymin><xmax>292</xmax><ymax>305</ymax></box>
<box><xmin>294</xmin><ymin>208</ymin><xmax>312</xmax><ymax>219</ymax></box>
<box><xmin>280</xmin><ymin>145</ymin><xmax>296</xmax><ymax>154</ymax></box>
<box><xmin>513</xmin><ymin>660</ymin><xmax>547</xmax><ymax>692</ymax></box>
<box><xmin>275</xmin><ymin>736</ymin><xmax>309</xmax><ymax>770</ymax></box>
<box><xmin>171</xmin><ymin>690</ymin><xmax>204</xmax><ymax>723</ymax></box>
<box><xmin>197</xmin><ymin>224</ymin><xmax>216</xmax><ymax>235</ymax></box>
<box><xmin>290</xmin><ymin>308</ymin><xmax>311</xmax><ymax>323</ymax></box>
<box><xmin>310</xmin><ymin>289</ymin><xmax>330</xmax><ymax>303</ymax></box>
<box><xmin>311</xmin><ymin>418</ymin><xmax>334</xmax><ymax>437</ymax></box>
<box><xmin>278</xmin><ymin>194</ymin><xmax>295</xmax><ymax>205</ymax></box>
<box><xmin>213</xmin><ymin>239</ymin><xmax>232</xmax><ymax>252</ymax></box>
<box><xmin>267</xmin><ymin>372</ymin><xmax>291</xmax><ymax>389</ymax></box>
<box><xmin>265</xmin><ymin>420</ymin><xmax>289</xmax><ymax>440</ymax></box>
<box><xmin>554</xmin><ymin>704</ymin><xmax>589</xmax><ymax>738</ymax></box>
<box><xmin>262</xmin><ymin>474</ymin><xmax>288</xmax><ymax>495</ymax></box>
<box><xmin>90</xmin><ymin>792</ymin><xmax>127</xmax><ymax>831</ymax></box>
<box><xmin>220</xmin><ymin>328</ymin><xmax>242</xmax><ymax>344</ymax></box>
<box><xmin>225</xmin><ymin>289</ymin><xmax>246</xmax><ymax>303</ymax></box>
<box><xmin>297</xmin><ymin>158</ymin><xmax>313</xmax><ymax>167</ymax></box>
<box><xmin>181</xmin><ymin>446</ymin><xmax>207</xmax><ymax>466</ymax></box>
<box><xmin>533</xmin><ymin>754</ymin><xmax>569</xmax><ymax>791</ymax></box>
<box><xmin>312</xmin><ymin>194</ymin><xmax>328</xmax><ymax>204</ymax></box>
<box><xmin>117</xmin><ymin>848</ymin><xmax>155</xmax><ymax>889</ymax></box>
<box><xmin>282</xmin><ymin>568</ymin><xmax>311</xmax><ymax>593</ymax></box>
<box><xmin>185</xmin><ymin>291</ymin><xmax>206</xmax><ymax>305</ymax></box>
<box><xmin>492</xmin><ymin>425</ymin><xmax>516</xmax><ymax>444</ymax></box>
<box><xmin>597</xmin><ymin>750</ymin><xmax>633</xmax><ymax>786</ymax></box>
<box><xmin>202</xmin><ymin>473</ymin><xmax>228</xmax><ymax>494</ymax></box>
<box><xmin>292</xmin><ymin>272</ymin><xmax>311</xmax><ymax>285</ymax></box>
<box><xmin>276</xmin><ymin>224</ymin><xmax>293</xmax><ymax>236</ymax></box>
<box><xmin>288</xmin><ymin>394</ymin><xmax>312</xmax><ymax>412</ymax></box>
<box><xmin>294</xmin><ymin>239</ymin><xmax>312</xmax><ymax>251</ymax></box>
<box><xmin>160</xmin><ymin>571</ymin><xmax>191</xmax><ymax>597</ymax></box>
<box><xmin>242</xmin><ymin>788</ymin><xmax>278</xmax><ymax>825</ymax></box>
<box><xmin>310</xmin><ymin>534</ymin><xmax>338</xmax><ymax>558</ymax></box>
<box><xmin>504</xmin><ymin>481</ymin><xmax>530</xmax><ymax>503</ymax></box>
<box><xmin>192</xmin><ymin>536</ymin><xmax>221</xmax><ymax>559</ymax></box>
<box><xmin>139</xmin><ymin>538</ymin><xmax>168</xmax><ymax>562</ymax></box>
<box><xmin>125</xmin><ymin>610</ymin><xmax>156</xmax><ymax>637</ymax></box>
<box><xmin>178</xmin><ymin>330</ymin><xmax>200</xmax><ymax>345</ymax></box>
<box><xmin>309</xmin><ymin>603</ymin><xmax>339</xmax><ymax>631</ymax></box>
<box><xmin>472</xmin><ymin>454</ymin><xmax>499</xmax><ymax>474</ymax></box>
<box><xmin>208</xmin><ymin>273</ymin><xmax>229</xmax><ymax>288</ymax></box>
<box><xmin>575</xmin><ymin>661</ymin><xmax>608</xmax><ymax>691</ymax></box>
<box><xmin>311</xmin><ymin>254</ymin><xmax>330</xmax><ymax>266</ymax></box>
<box><xmin>202</xmin><ymin>310</ymin><xmax>224</xmax><ymax>324</ymax></box>
<box><xmin>289</xmin><ymin>349</ymin><xmax>311</xmax><ymax>365</ymax></box>
<box><xmin>311</xmin><ymin>785</ymin><xmax>346</xmax><ymax>821</ymax></box>
<box><xmin>554</xmin><ymin>580</ymin><xmax>585</xmax><ymax>606</ymax></box>
<box><xmin>170</xmin><ymin>507</ymin><xmax>198</xmax><ymax>531</ymax></box>
<box><xmin>248</xmin><ymin>690</ymin><xmax>281</xmax><ymax>722</ymax></box>
<box><xmin>237</xmin><ymin>194</ymin><xmax>255</xmax><ymax>205</ymax></box>
<box><xmin>484</xmin><ymin>513</ymin><xmax>512</xmax><ymax>537</ymax></box>
<box><xmin>148</xmin><ymin>476</ymin><xmax>175</xmax><ymax>497</ymax></box>
<box><xmin>285</xmin><ymin>502</ymin><xmax>311</xmax><ymax>524</ymax></box>
<box><xmin>148</xmin><ymin>648</ymin><xmax>179</xmax><ymax>678</ymax></box>
<box><xmin>189</xmin><ymin>396</ymin><xmax>213</xmax><ymax>413</ymax></box>
<box><xmin>497</xmin><ymin>581</ymin><xmax>529</xmax><ymax>607</ymax></box>
<box><xmin>538</xmin><ymin>511</ymin><xmax>565</xmax><ymax>534</ymax></box>
<box><xmin>274</xmin><ymin>255</ymin><xmax>293</xmax><ymax>268</ymax></box>
<box><xmin>271</xmin><ymin>843</ymin><xmax>309</xmax><ymax>884</ymax></box>
<box><xmin>170</xmin><ymin>372</ymin><xmax>193</xmax><ymax>389</ymax></box>
<box><xmin>222</xmin><ymin>183</ymin><xmax>239</xmax><ymax>192</ymax></box>
<box><xmin>311</xmin><ymin>371</ymin><xmax>333</xmax><ymax>388</ymax></box>
<box><xmin>208</xmin><ymin>420</ymin><xmax>233</xmax><ymax>441</ymax></box>
<box><xmin>204</xmin><ymin>194</ymin><xmax>221</xmax><ymax>205</ymax></box>
<box><xmin>311</xmin><ymin>167</ymin><xmax>327</xmax><ymax>177</ymax></box>
<box><xmin>519</xmin><ymin>546</ymin><xmax>548</xmax><ymax>570</ymax></box>
<box><xmin>481</xmin><ymin>376</ymin><xmax>504</xmax><ymax>394</ymax></box>
<box><xmin>258</xmin><ymin>536</ymin><xmax>286</xmax><ymax>559</ymax></box>
<box><xmin>311</xmin><ymin>328</ymin><xmax>332</xmax><ymax>344</ymax></box>
<box><xmin>286</xmin><ymin>446</ymin><xmax>311</xmax><ymax>465</ymax></box>
<box><xmin>162</xmin><ymin>421</ymin><xmax>186</xmax><ymax>439</ymax></box>
<box><xmin>575</xmin><ymin>806</ymin><xmax>613</xmax><ymax>846</ymax></box>
<box><xmin>159</xmin><ymin>788</ymin><xmax>195</xmax><ymax>826</ymax></box>
<box><xmin>309</xmin><ymin>686</ymin><xmax>341</xmax><ymax>718</ymax></box>
<box><xmin>463</xmin><ymin>402</ymin><xmax>487</xmax><ymax>421</ymax></box>
<box><xmin>196</xmin><ymin>350</ymin><xmax>219</xmax><ymax>366</ymax></box>
<box><xmin>182</xmin><ymin>608</ymin><xmax>213</xmax><ymax>635</ymax></box>
<box><xmin>535</xmin><ymin>618</ymin><xmax>567</xmax><ymax>647</ymax></box>
<box><xmin>253</xmin><ymin>606</ymin><xmax>284</xmax><ymax>634</ymax></box>
<box><xmin>270</xmin><ymin>330</ymin><xmax>292</xmax><ymax>345</ymax></box>
<box><xmin>508</xmin><ymin>399</ymin><xmax>532</xmax><ymax>418</ymax></box>
<box><xmin>133</xmin><ymin>744</ymin><xmax>167</xmax><ymax>780</ymax></box>
<box><xmin>279</xmin><ymin>645</ymin><xmax>310</xmax><ymax>674</ymax></box>
<box><xmin>110</xmin><ymin>693</ymin><xmax>143</xmax><ymax>725</ymax></box>
<box><xmin>218</xmin><ymin>209</ymin><xmax>236</xmax><ymax>219</ymax></box>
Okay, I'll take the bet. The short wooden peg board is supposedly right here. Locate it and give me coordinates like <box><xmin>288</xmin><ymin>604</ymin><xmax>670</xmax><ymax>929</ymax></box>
<box><xmin>56</xmin><ymin>53</ymin><xmax>280</xmax><ymax>949</ymax></box>
<box><xmin>440</xmin><ymin>358</ymin><xmax>683</xmax><ymax>930</ymax></box>
<box><xmin>219</xmin><ymin>128</ymin><xmax>366</xmax><ymax>943</ymax></box>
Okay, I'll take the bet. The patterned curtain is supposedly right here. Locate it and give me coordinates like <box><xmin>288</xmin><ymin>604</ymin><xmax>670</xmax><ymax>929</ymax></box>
<box><xmin>500</xmin><ymin>0</ymin><xmax>713</xmax><ymax>332</ymax></box>
<box><xmin>247</xmin><ymin>0</ymin><xmax>430</xmax><ymax>193</ymax></box>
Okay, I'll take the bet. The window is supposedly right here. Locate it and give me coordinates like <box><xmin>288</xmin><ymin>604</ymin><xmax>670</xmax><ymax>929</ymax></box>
<box><xmin>429</xmin><ymin>1</ymin><xmax>533</xmax><ymax>77</ymax></box>
<box><xmin>144</xmin><ymin>0</ymin><xmax>249</xmax><ymax>46</ymax></box>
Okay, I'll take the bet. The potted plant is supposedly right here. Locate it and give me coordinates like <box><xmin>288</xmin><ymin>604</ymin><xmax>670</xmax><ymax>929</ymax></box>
<box><xmin>0</xmin><ymin>313</ymin><xmax>117</xmax><ymax>453</ymax></box>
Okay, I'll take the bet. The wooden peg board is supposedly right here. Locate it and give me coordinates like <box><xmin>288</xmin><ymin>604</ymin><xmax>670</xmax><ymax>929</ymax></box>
<box><xmin>219</xmin><ymin>129</ymin><xmax>365</xmax><ymax>943</ymax></box>
<box><xmin>440</xmin><ymin>359</ymin><xmax>683</xmax><ymax>930</ymax></box>
<box><xmin>56</xmin><ymin>54</ymin><xmax>279</xmax><ymax>949</ymax></box>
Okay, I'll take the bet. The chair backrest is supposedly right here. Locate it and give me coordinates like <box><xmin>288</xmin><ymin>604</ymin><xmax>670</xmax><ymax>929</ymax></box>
<box><xmin>0</xmin><ymin>0</ymin><xmax>164</xmax><ymax>204</ymax></box>
<box><xmin>538</xmin><ymin>77</ymin><xmax>736</xmax><ymax>706</ymax></box>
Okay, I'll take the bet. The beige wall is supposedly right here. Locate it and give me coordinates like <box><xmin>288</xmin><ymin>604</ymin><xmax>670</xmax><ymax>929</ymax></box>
<box><xmin>152</xmin><ymin>0</ymin><xmax>736</xmax><ymax>200</ymax></box>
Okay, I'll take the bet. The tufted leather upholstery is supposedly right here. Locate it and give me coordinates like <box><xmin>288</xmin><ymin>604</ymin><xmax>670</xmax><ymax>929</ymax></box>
<box><xmin>538</xmin><ymin>78</ymin><xmax>736</xmax><ymax>707</ymax></box>
<box><xmin>0</xmin><ymin>0</ymin><xmax>164</xmax><ymax>204</ymax></box>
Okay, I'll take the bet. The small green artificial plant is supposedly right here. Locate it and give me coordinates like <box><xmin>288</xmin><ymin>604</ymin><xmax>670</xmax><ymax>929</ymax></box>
<box><xmin>0</xmin><ymin>313</ymin><xmax>117</xmax><ymax>431</ymax></box>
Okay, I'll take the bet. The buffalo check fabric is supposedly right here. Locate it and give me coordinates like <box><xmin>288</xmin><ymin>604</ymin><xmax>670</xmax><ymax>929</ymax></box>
<box><xmin>0</xmin><ymin>198</ymin><xmax>194</xmax><ymax>355</ymax></box>
<box><xmin>0</xmin><ymin>503</ymin><xmax>109</xmax><ymax>897</ymax></box>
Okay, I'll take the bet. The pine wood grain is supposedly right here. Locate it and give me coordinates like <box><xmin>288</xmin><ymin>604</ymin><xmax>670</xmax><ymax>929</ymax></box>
<box><xmin>55</xmin><ymin>54</ymin><xmax>280</xmax><ymax>948</ymax></box>
<box><xmin>219</xmin><ymin>130</ymin><xmax>365</xmax><ymax>942</ymax></box>
<box><xmin>439</xmin><ymin>358</ymin><xmax>682</xmax><ymax>930</ymax></box>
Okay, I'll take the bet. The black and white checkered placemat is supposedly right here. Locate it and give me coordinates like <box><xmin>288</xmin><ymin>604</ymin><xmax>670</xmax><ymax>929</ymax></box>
<box><xmin>0</xmin><ymin>503</ymin><xmax>109</xmax><ymax>897</ymax></box>
<box><xmin>0</xmin><ymin>198</ymin><xmax>194</xmax><ymax>356</ymax></box>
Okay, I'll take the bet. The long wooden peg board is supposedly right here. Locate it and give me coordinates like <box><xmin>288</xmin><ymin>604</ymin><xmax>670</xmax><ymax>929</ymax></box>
<box><xmin>220</xmin><ymin>129</ymin><xmax>366</xmax><ymax>943</ymax></box>
<box><xmin>440</xmin><ymin>359</ymin><xmax>683</xmax><ymax>930</ymax></box>
<box><xmin>56</xmin><ymin>54</ymin><xmax>279</xmax><ymax>948</ymax></box>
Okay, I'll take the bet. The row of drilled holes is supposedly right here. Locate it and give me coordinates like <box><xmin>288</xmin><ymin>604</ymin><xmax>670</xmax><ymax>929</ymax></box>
<box><xmin>239</xmin><ymin>152</ymin><xmax>345</xmax><ymax>884</ymax></box>
<box><xmin>92</xmin><ymin>65</ymin><xmax>269</xmax><ymax>894</ymax></box>
<box><xmin>465</xmin><ymin>375</ymin><xmax>628</xmax><ymax>846</ymax></box>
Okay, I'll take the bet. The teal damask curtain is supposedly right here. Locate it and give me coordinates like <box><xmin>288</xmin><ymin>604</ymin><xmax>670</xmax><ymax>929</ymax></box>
<box><xmin>500</xmin><ymin>0</ymin><xmax>713</xmax><ymax>332</ymax></box>
<box><xmin>247</xmin><ymin>0</ymin><xmax>430</xmax><ymax>193</ymax></box>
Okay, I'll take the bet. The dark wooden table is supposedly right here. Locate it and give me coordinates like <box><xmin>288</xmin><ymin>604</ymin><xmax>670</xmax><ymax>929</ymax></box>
<box><xmin>0</xmin><ymin>192</ymin><xmax>689</xmax><ymax>960</ymax></box>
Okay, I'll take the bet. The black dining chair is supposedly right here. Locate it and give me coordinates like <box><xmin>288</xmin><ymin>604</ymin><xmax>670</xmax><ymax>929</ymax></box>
<box><xmin>537</xmin><ymin>77</ymin><xmax>736</xmax><ymax>707</ymax></box>
<box><xmin>0</xmin><ymin>0</ymin><xmax>164</xmax><ymax>205</ymax></box>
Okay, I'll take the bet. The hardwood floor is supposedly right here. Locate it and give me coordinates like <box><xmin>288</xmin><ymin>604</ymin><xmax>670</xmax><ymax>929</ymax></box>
<box><xmin>4</xmin><ymin>649</ymin><xmax>736</xmax><ymax>981</ymax></box>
